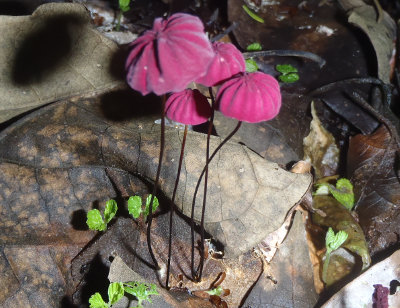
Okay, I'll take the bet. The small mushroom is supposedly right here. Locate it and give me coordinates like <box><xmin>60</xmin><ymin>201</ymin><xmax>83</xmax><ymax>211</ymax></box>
<box><xmin>126</xmin><ymin>13</ymin><xmax>214</xmax><ymax>96</ymax></box>
<box><xmin>165</xmin><ymin>89</ymin><xmax>212</xmax><ymax>125</ymax></box>
<box><xmin>216</xmin><ymin>71</ymin><xmax>281</xmax><ymax>123</ymax></box>
<box><xmin>196</xmin><ymin>42</ymin><xmax>246</xmax><ymax>87</ymax></box>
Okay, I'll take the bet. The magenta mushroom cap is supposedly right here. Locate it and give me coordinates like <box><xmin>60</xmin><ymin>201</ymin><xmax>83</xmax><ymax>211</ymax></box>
<box><xmin>165</xmin><ymin>89</ymin><xmax>212</xmax><ymax>125</ymax></box>
<box><xmin>216</xmin><ymin>72</ymin><xmax>281</xmax><ymax>123</ymax></box>
<box><xmin>126</xmin><ymin>13</ymin><xmax>215</xmax><ymax>96</ymax></box>
<box><xmin>196</xmin><ymin>42</ymin><xmax>246</xmax><ymax>87</ymax></box>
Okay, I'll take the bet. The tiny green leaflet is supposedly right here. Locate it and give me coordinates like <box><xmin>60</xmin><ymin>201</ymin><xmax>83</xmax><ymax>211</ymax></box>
<box><xmin>124</xmin><ymin>282</ymin><xmax>159</xmax><ymax>308</ymax></box>
<box><xmin>275</xmin><ymin>64</ymin><xmax>300</xmax><ymax>83</ymax></box>
<box><xmin>89</xmin><ymin>282</ymin><xmax>124</xmax><ymax>308</ymax></box>
<box><xmin>205</xmin><ymin>285</ymin><xmax>223</xmax><ymax>296</ymax></box>
<box><xmin>245</xmin><ymin>59</ymin><xmax>258</xmax><ymax>73</ymax></box>
<box><xmin>86</xmin><ymin>199</ymin><xmax>118</xmax><ymax>231</ymax></box>
<box><xmin>315</xmin><ymin>178</ymin><xmax>354</xmax><ymax>211</ymax></box>
<box><xmin>322</xmin><ymin>228</ymin><xmax>348</xmax><ymax>283</ymax></box>
<box><xmin>247</xmin><ymin>43</ymin><xmax>262</xmax><ymax>51</ymax></box>
<box><xmin>119</xmin><ymin>0</ymin><xmax>130</xmax><ymax>12</ymax></box>
<box><xmin>128</xmin><ymin>195</ymin><xmax>159</xmax><ymax>219</ymax></box>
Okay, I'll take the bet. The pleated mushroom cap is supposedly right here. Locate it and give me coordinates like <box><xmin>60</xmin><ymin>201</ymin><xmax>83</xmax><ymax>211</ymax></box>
<box><xmin>126</xmin><ymin>13</ymin><xmax>214</xmax><ymax>96</ymax></box>
<box><xmin>165</xmin><ymin>89</ymin><xmax>212</xmax><ymax>125</ymax></box>
<box><xmin>216</xmin><ymin>72</ymin><xmax>281</xmax><ymax>123</ymax></box>
<box><xmin>196</xmin><ymin>42</ymin><xmax>246</xmax><ymax>87</ymax></box>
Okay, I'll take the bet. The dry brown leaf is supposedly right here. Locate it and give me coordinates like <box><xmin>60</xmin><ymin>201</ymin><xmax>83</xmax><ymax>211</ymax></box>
<box><xmin>0</xmin><ymin>3</ymin><xmax>124</xmax><ymax>123</ymax></box>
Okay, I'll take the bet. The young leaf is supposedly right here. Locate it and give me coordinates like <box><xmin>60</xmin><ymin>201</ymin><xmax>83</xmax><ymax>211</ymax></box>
<box><xmin>104</xmin><ymin>199</ymin><xmax>118</xmax><ymax>224</ymax></box>
<box><xmin>205</xmin><ymin>285</ymin><xmax>223</xmax><ymax>296</ymax></box>
<box><xmin>119</xmin><ymin>0</ymin><xmax>130</xmax><ymax>12</ymax></box>
<box><xmin>330</xmin><ymin>178</ymin><xmax>354</xmax><ymax>210</ymax></box>
<box><xmin>247</xmin><ymin>43</ymin><xmax>262</xmax><ymax>51</ymax></box>
<box><xmin>87</xmin><ymin>209</ymin><xmax>106</xmax><ymax>231</ymax></box>
<box><xmin>276</xmin><ymin>64</ymin><xmax>298</xmax><ymax>74</ymax></box>
<box><xmin>144</xmin><ymin>195</ymin><xmax>159</xmax><ymax>217</ymax></box>
<box><xmin>245</xmin><ymin>59</ymin><xmax>259</xmax><ymax>73</ymax></box>
<box><xmin>279</xmin><ymin>73</ymin><xmax>299</xmax><ymax>83</ymax></box>
<box><xmin>242</xmin><ymin>5</ymin><xmax>265</xmax><ymax>23</ymax></box>
<box><xmin>123</xmin><ymin>282</ymin><xmax>159</xmax><ymax>307</ymax></box>
<box><xmin>326</xmin><ymin>228</ymin><xmax>348</xmax><ymax>252</ymax></box>
<box><xmin>89</xmin><ymin>292</ymin><xmax>108</xmax><ymax>308</ymax></box>
<box><xmin>108</xmin><ymin>282</ymin><xmax>124</xmax><ymax>305</ymax></box>
<box><xmin>128</xmin><ymin>196</ymin><xmax>142</xmax><ymax>219</ymax></box>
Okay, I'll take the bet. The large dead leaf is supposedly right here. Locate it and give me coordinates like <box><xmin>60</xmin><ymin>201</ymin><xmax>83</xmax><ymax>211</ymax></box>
<box><xmin>0</xmin><ymin>3</ymin><xmax>124</xmax><ymax>124</ymax></box>
<box><xmin>348</xmin><ymin>126</ymin><xmax>400</xmax><ymax>255</ymax></box>
<box><xmin>242</xmin><ymin>211</ymin><xmax>319</xmax><ymax>308</ymax></box>
<box><xmin>0</xmin><ymin>92</ymin><xmax>311</xmax><ymax>306</ymax></box>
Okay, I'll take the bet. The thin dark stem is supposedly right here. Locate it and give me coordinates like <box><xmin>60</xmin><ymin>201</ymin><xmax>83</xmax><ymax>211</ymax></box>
<box><xmin>166</xmin><ymin>125</ymin><xmax>188</xmax><ymax>289</ymax></box>
<box><xmin>210</xmin><ymin>22</ymin><xmax>239</xmax><ymax>42</ymax></box>
<box><xmin>190</xmin><ymin>118</ymin><xmax>242</xmax><ymax>281</ymax></box>
<box><xmin>197</xmin><ymin>89</ymin><xmax>215</xmax><ymax>281</ymax></box>
<box><xmin>147</xmin><ymin>95</ymin><xmax>166</xmax><ymax>270</ymax></box>
<box><xmin>242</xmin><ymin>50</ymin><xmax>326</xmax><ymax>68</ymax></box>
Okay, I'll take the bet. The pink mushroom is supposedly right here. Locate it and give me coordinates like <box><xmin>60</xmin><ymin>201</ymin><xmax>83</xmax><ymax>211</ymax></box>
<box><xmin>216</xmin><ymin>72</ymin><xmax>281</xmax><ymax>123</ymax></box>
<box><xmin>126</xmin><ymin>13</ymin><xmax>215</xmax><ymax>96</ymax></box>
<box><xmin>165</xmin><ymin>89</ymin><xmax>212</xmax><ymax>125</ymax></box>
<box><xmin>196</xmin><ymin>42</ymin><xmax>246</xmax><ymax>87</ymax></box>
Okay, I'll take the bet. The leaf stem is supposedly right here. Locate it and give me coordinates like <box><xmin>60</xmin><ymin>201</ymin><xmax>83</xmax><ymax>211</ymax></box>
<box><xmin>322</xmin><ymin>250</ymin><xmax>331</xmax><ymax>283</ymax></box>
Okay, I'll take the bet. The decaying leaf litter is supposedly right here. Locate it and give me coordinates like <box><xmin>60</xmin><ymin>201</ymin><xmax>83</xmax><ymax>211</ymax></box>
<box><xmin>0</xmin><ymin>0</ymin><xmax>399</xmax><ymax>307</ymax></box>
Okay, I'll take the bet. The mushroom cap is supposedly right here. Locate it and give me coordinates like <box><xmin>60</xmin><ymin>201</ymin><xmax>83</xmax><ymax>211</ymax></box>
<box><xmin>216</xmin><ymin>72</ymin><xmax>281</xmax><ymax>123</ymax></box>
<box><xmin>196</xmin><ymin>42</ymin><xmax>246</xmax><ymax>87</ymax></box>
<box><xmin>165</xmin><ymin>89</ymin><xmax>212</xmax><ymax>125</ymax></box>
<box><xmin>126</xmin><ymin>13</ymin><xmax>214</xmax><ymax>96</ymax></box>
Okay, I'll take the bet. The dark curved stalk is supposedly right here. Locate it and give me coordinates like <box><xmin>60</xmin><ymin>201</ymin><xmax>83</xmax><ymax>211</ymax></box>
<box><xmin>242</xmin><ymin>50</ymin><xmax>326</xmax><ymax>68</ymax></box>
<box><xmin>147</xmin><ymin>95</ymin><xmax>167</xmax><ymax>270</ymax></box>
<box><xmin>166</xmin><ymin>125</ymin><xmax>188</xmax><ymax>289</ymax></box>
<box><xmin>190</xmin><ymin>119</ymin><xmax>242</xmax><ymax>280</ymax></box>
<box><xmin>211</xmin><ymin>22</ymin><xmax>239</xmax><ymax>42</ymax></box>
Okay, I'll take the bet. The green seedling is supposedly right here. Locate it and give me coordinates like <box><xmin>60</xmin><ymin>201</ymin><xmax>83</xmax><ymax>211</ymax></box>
<box><xmin>128</xmin><ymin>195</ymin><xmax>159</xmax><ymax>219</ymax></box>
<box><xmin>116</xmin><ymin>0</ymin><xmax>131</xmax><ymax>31</ymax></box>
<box><xmin>315</xmin><ymin>178</ymin><xmax>355</xmax><ymax>211</ymax></box>
<box><xmin>242</xmin><ymin>5</ymin><xmax>265</xmax><ymax>23</ymax></box>
<box><xmin>89</xmin><ymin>282</ymin><xmax>124</xmax><ymax>308</ymax></box>
<box><xmin>245</xmin><ymin>43</ymin><xmax>262</xmax><ymax>72</ymax></box>
<box><xmin>322</xmin><ymin>228</ymin><xmax>348</xmax><ymax>283</ymax></box>
<box><xmin>245</xmin><ymin>59</ymin><xmax>259</xmax><ymax>73</ymax></box>
<box><xmin>275</xmin><ymin>64</ymin><xmax>300</xmax><ymax>83</ymax></box>
<box><xmin>124</xmin><ymin>281</ymin><xmax>159</xmax><ymax>308</ymax></box>
<box><xmin>246</xmin><ymin>43</ymin><xmax>262</xmax><ymax>51</ymax></box>
<box><xmin>205</xmin><ymin>285</ymin><xmax>223</xmax><ymax>296</ymax></box>
<box><xmin>87</xmin><ymin>199</ymin><xmax>118</xmax><ymax>231</ymax></box>
<box><xmin>89</xmin><ymin>281</ymin><xmax>158</xmax><ymax>308</ymax></box>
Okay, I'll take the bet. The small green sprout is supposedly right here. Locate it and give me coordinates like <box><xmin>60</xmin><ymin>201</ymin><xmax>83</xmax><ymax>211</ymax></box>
<box><xmin>276</xmin><ymin>64</ymin><xmax>300</xmax><ymax>83</ymax></box>
<box><xmin>116</xmin><ymin>0</ymin><xmax>131</xmax><ymax>31</ymax></box>
<box><xmin>205</xmin><ymin>285</ymin><xmax>223</xmax><ymax>296</ymax></box>
<box><xmin>89</xmin><ymin>281</ymin><xmax>158</xmax><ymax>308</ymax></box>
<box><xmin>245</xmin><ymin>59</ymin><xmax>259</xmax><ymax>73</ymax></box>
<box><xmin>89</xmin><ymin>282</ymin><xmax>124</xmax><ymax>308</ymax></box>
<box><xmin>315</xmin><ymin>178</ymin><xmax>355</xmax><ymax>211</ymax></box>
<box><xmin>119</xmin><ymin>0</ymin><xmax>131</xmax><ymax>12</ymax></box>
<box><xmin>128</xmin><ymin>195</ymin><xmax>159</xmax><ymax>219</ymax></box>
<box><xmin>87</xmin><ymin>199</ymin><xmax>118</xmax><ymax>231</ymax></box>
<box><xmin>322</xmin><ymin>228</ymin><xmax>348</xmax><ymax>283</ymax></box>
<box><xmin>247</xmin><ymin>43</ymin><xmax>262</xmax><ymax>51</ymax></box>
<box><xmin>124</xmin><ymin>281</ymin><xmax>159</xmax><ymax>308</ymax></box>
<box><xmin>242</xmin><ymin>5</ymin><xmax>265</xmax><ymax>23</ymax></box>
